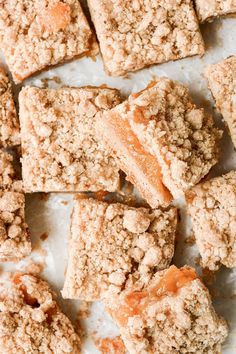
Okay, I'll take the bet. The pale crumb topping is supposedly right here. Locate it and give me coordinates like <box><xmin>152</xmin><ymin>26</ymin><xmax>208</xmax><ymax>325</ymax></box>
<box><xmin>186</xmin><ymin>171</ymin><xmax>236</xmax><ymax>270</ymax></box>
<box><xmin>107</xmin><ymin>266</ymin><xmax>228</xmax><ymax>354</ymax></box>
<box><xmin>195</xmin><ymin>0</ymin><xmax>236</xmax><ymax>23</ymax></box>
<box><xmin>0</xmin><ymin>274</ymin><xmax>80</xmax><ymax>353</ymax></box>
<box><xmin>205</xmin><ymin>56</ymin><xmax>236</xmax><ymax>148</ymax></box>
<box><xmin>88</xmin><ymin>0</ymin><xmax>204</xmax><ymax>76</ymax></box>
<box><xmin>0</xmin><ymin>0</ymin><xmax>98</xmax><ymax>83</ymax></box>
<box><xmin>19</xmin><ymin>86</ymin><xmax>121</xmax><ymax>193</ymax></box>
<box><xmin>0</xmin><ymin>68</ymin><xmax>20</xmax><ymax>147</ymax></box>
<box><xmin>62</xmin><ymin>198</ymin><xmax>177</xmax><ymax>301</ymax></box>
<box><xmin>0</xmin><ymin>150</ymin><xmax>31</xmax><ymax>262</ymax></box>
<box><xmin>98</xmin><ymin>78</ymin><xmax>221</xmax><ymax>205</ymax></box>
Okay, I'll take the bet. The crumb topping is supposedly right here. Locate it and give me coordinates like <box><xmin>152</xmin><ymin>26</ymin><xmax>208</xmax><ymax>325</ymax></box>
<box><xmin>62</xmin><ymin>198</ymin><xmax>177</xmax><ymax>301</ymax></box>
<box><xmin>99</xmin><ymin>78</ymin><xmax>221</xmax><ymax>202</ymax></box>
<box><xmin>0</xmin><ymin>274</ymin><xmax>80</xmax><ymax>353</ymax></box>
<box><xmin>0</xmin><ymin>68</ymin><xmax>20</xmax><ymax>147</ymax></box>
<box><xmin>107</xmin><ymin>266</ymin><xmax>228</xmax><ymax>354</ymax></box>
<box><xmin>88</xmin><ymin>0</ymin><xmax>204</xmax><ymax>76</ymax></box>
<box><xmin>0</xmin><ymin>0</ymin><xmax>98</xmax><ymax>83</ymax></box>
<box><xmin>195</xmin><ymin>0</ymin><xmax>236</xmax><ymax>22</ymax></box>
<box><xmin>19</xmin><ymin>86</ymin><xmax>121</xmax><ymax>193</ymax></box>
<box><xmin>205</xmin><ymin>56</ymin><xmax>236</xmax><ymax>148</ymax></box>
<box><xmin>187</xmin><ymin>170</ymin><xmax>236</xmax><ymax>270</ymax></box>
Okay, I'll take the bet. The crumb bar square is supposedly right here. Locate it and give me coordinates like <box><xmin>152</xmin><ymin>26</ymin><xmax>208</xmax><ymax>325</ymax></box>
<box><xmin>186</xmin><ymin>171</ymin><xmax>236</xmax><ymax>270</ymax></box>
<box><xmin>0</xmin><ymin>151</ymin><xmax>31</xmax><ymax>262</ymax></box>
<box><xmin>88</xmin><ymin>0</ymin><xmax>204</xmax><ymax>76</ymax></box>
<box><xmin>97</xmin><ymin>79</ymin><xmax>221</xmax><ymax>207</ymax></box>
<box><xmin>195</xmin><ymin>0</ymin><xmax>236</xmax><ymax>23</ymax></box>
<box><xmin>62</xmin><ymin>198</ymin><xmax>177</xmax><ymax>301</ymax></box>
<box><xmin>0</xmin><ymin>0</ymin><xmax>98</xmax><ymax>83</ymax></box>
<box><xmin>19</xmin><ymin>86</ymin><xmax>121</xmax><ymax>193</ymax></box>
<box><xmin>107</xmin><ymin>265</ymin><xmax>228</xmax><ymax>354</ymax></box>
<box><xmin>205</xmin><ymin>56</ymin><xmax>236</xmax><ymax>148</ymax></box>
<box><xmin>0</xmin><ymin>68</ymin><xmax>20</xmax><ymax>147</ymax></box>
<box><xmin>0</xmin><ymin>273</ymin><xmax>80</xmax><ymax>353</ymax></box>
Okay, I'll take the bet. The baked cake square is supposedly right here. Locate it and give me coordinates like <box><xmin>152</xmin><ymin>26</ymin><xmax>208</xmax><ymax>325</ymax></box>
<box><xmin>186</xmin><ymin>171</ymin><xmax>236</xmax><ymax>270</ymax></box>
<box><xmin>19</xmin><ymin>86</ymin><xmax>121</xmax><ymax>193</ymax></box>
<box><xmin>88</xmin><ymin>0</ymin><xmax>205</xmax><ymax>76</ymax></box>
<box><xmin>195</xmin><ymin>0</ymin><xmax>236</xmax><ymax>23</ymax></box>
<box><xmin>0</xmin><ymin>150</ymin><xmax>31</xmax><ymax>262</ymax></box>
<box><xmin>97</xmin><ymin>78</ymin><xmax>221</xmax><ymax>207</ymax></box>
<box><xmin>0</xmin><ymin>0</ymin><xmax>98</xmax><ymax>83</ymax></box>
<box><xmin>62</xmin><ymin>197</ymin><xmax>177</xmax><ymax>301</ymax></box>
<box><xmin>205</xmin><ymin>56</ymin><xmax>236</xmax><ymax>148</ymax></box>
<box><xmin>107</xmin><ymin>265</ymin><xmax>228</xmax><ymax>354</ymax></box>
<box><xmin>0</xmin><ymin>273</ymin><xmax>80</xmax><ymax>353</ymax></box>
<box><xmin>0</xmin><ymin>68</ymin><xmax>20</xmax><ymax>147</ymax></box>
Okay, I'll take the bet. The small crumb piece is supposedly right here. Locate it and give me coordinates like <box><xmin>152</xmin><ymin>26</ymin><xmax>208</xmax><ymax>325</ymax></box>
<box><xmin>205</xmin><ymin>56</ymin><xmax>236</xmax><ymax>148</ymax></box>
<box><xmin>186</xmin><ymin>170</ymin><xmax>236</xmax><ymax>270</ymax></box>
<box><xmin>88</xmin><ymin>0</ymin><xmax>204</xmax><ymax>76</ymax></box>
<box><xmin>62</xmin><ymin>198</ymin><xmax>177</xmax><ymax>301</ymax></box>
<box><xmin>19</xmin><ymin>86</ymin><xmax>121</xmax><ymax>193</ymax></box>
<box><xmin>95</xmin><ymin>336</ymin><xmax>126</xmax><ymax>354</ymax></box>
<box><xmin>0</xmin><ymin>68</ymin><xmax>20</xmax><ymax>147</ymax></box>
<box><xmin>195</xmin><ymin>0</ymin><xmax>236</xmax><ymax>22</ymax></box>
<box><xmin>106</xmin><ymin>265</ymin><xmax>228</xmax><ymax>354</ymax></box>
<box><xmin>0</xmin><ymin>0</ymin><xmax>98</xmax><ymax>83</ymax></box>
<box><xmin>0</xmin><ymin>273</ymin><xmax>80</xmax><ymax>353</ymax></box>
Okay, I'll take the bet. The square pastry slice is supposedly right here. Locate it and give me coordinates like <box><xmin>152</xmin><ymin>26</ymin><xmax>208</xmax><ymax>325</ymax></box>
<box><xmin>0</xmin><ymin>273</ymin><xmax>80</xmax><ymax>353</ymax></box>
<box><xmin>97</xmin><ymin>78</ymin><xmax>221</xmax><ymax>207</ymax></box>
<box><xmin>0</xmin><ymin>151</ymin><xmax>31</xmax><ymax>262</ymax></box>
<box><xmin>205</xmin><ymin>56</ymin><xmax>236</xmax><ymax>148</ymax></box>
<box><xmin>107</xmin><ymin>265</ymin><xmax>228</xmax><ymax>354</ymax></box>
<box><xmin>195</xmin><ymin>0</ymin><xmax>236</xmax><ymax>23</ymax></box>
<box><xmin>88</xmin><ymin>0</ymin><xmax>204</xmax><ymax>76</ymax></box>
<box><xmin>186</xmin><ymin>171</ymin><xmax>236</xmax><ymax>270</ymax></box>
<box><xmin>0</xmin><ymin>68</ymin><xmax>20</xmax><ymax>147</ymax></box>
<box><xmin>19</xmin><ymin>86</ymin><xmax>121</xmax><ymax>193</ymax></box>
<box><xmin>62</xmin><ymin>198</ymin><xmax>177</xmax><ymax>301</ymax></box>
<box><xmin>0</xmin><ymin>0</ymin><xmax>98</xmax><ymax>83</ymax></box>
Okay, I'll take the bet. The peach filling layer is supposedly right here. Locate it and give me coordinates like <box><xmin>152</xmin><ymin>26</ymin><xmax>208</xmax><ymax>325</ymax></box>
<box><xmin>113</xmin><ymin>266</ymin><xmax>197</xmax><ymax>325</ymax></box>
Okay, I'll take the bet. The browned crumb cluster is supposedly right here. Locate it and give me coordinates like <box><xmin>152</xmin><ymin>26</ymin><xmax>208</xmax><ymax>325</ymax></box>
<box><xmin>195</xmin><ymin>0</ymin><xmax>236</xmax><ymax>22</ymax></box>
<box><xmin>88</xmin><ymin>0</ymin><xmax>204</xmax><ymax>76</ymax></box>
<box><xmin>107</xmin><ymin>266</ymin><xmax>228</xmax><ymax>354</ymax></box>
<box><xmin>205</xmin><ymin>56</ymin><xmax>236</xmax><ymax>148</ymax></box>
<box><xmin>62</xmin><ymin>198</ymin><xmax>177</xmax><ymax>301</ymax></box>
<box><xmin>0</xmin><ymin>273</ymin><xmax>80</xmax><ymax>353</ymax></box>
<box><xmin>19</xmin><ymin>86</ymin><xmax>121</xmax><ymax>193</ymax></box>
<box><xmin>95</xmin><ymin>336</ymin><xmax>126</xmax><ymax>354</ymax></box>
<box><xmin>186</xmin><ymin>171</ymin><xmax>236</xmax><ymax>270</ymax></box>
<box><xmin>0</xmin><ymin>150</ymin><xmax>31</xmax><ymax>262</ymax></box>
<box><xmin>0</xmin><ymin>0</ymin><xmax>98</xmax><ymax>83</ymax></box>
<box><xmin>97</xmin><ymin>78</ymin><xmax>221</xmax><ymax>207</ymax></box>
<box><xmin>0</xmin><ymin>68</ymin><xmax>20</xmax><ymax>147</ymax></box>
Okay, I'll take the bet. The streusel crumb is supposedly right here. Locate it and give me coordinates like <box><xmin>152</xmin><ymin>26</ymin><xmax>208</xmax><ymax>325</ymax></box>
<box><xmin>19</xmin><ymin>86</ymin><xmax>121</xmax><ymax>193</ymax></box>
<box><xmin>0</xmin><ymin>273</ymin><xmax>80</xmax><ymax>353</ymax></box>
<box><xmin>98</xmin><ymin>78</ymin><xmax>221</xmax><ymax>206</ymax></box>
<box><xmin>107</xmin><ymin>265</ymin><xmax>228</xmax><ymax>354</ymax></box>
<box><xmin>0</xmin><ymin>150</ymin><xmax>31</xmax><ymax>262</ymax></box>
<box><xmin>195</xmin><ymin>0</ymin><xmax>236</xmax><ymax>22</ymax></box>
<box><xmin>0</xmin><ymin>68</ymin><xmax>20</xmax><ymax>146</ymax></box>
<box><xmin>62</xmin><ymin>198</ymin><xmax>177</xmax><ymax>301</ymax></box>
<box><xmin>0</xmin><ymin>0</ymin><xmax>98</xmax><ymax>83</ymax></box>
<box><xmin>186</xmin><ymin>171</ymin><xmax>236</xmax><ymax>270</ymax></box>
<box><xmin>205</xmin><ymin>56</ymin><xmax>236</xmax><ymax>148</ymax></box>
<box><xmin>88</xmin><ymin>0</ymin><xmax>204</xmax><ymax>76</ymax></box>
